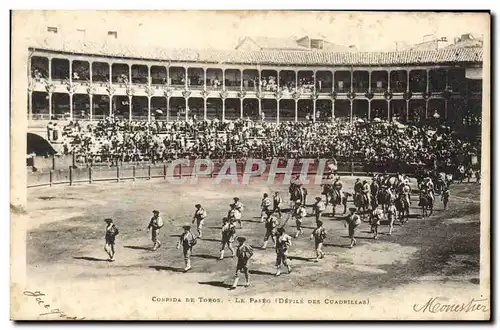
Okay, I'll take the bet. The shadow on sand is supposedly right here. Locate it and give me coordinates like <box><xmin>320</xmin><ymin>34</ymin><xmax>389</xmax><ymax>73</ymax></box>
<box><xmin>149</xmin><ymin>265</ymin><xmax>185</xmax><ymax>273</ymax></box>
<box><xmin>73</xmin><ymin>256</ymin><xmax>109</xmax><ymax>262</ymax></box>
<box><xmin>249</xmin><ymin>270</ymin><xmax>275</xmax><ymax>276</ymax></box>
<box><xmin>288</xmin><ymin>255</ymin><xmax>313</xmax><ymax>262</ymax></box>
<box><xmin>192</xmin><ymin>254</ymin><xmax>219</xmax><ymax>260</ymax></box>
<box><xmin>123</xmin><ymin>245</ymin><xmax>151</xmax><ymax>251</ymax></box>
<box><xmin>198</xmin><ymin>281</ymin><xmax>232</xmax><ymax>289</ymax></box>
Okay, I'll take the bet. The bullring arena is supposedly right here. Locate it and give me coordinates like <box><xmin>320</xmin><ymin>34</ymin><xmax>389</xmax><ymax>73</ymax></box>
<box><xmin>23</xmin><ymin>170</ymin><xmax>482</xmax><ymax>319</ymax></box>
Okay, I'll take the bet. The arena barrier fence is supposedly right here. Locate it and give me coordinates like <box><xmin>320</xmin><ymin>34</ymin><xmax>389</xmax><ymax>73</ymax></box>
<box><xmin>27</xmin><ymin>159</ymin><xmax>426</xmax><ymax>188</ymax></box>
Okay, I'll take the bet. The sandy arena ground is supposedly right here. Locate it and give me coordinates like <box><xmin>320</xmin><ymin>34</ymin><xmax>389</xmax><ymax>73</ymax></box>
<box><xmin>18</xmin><ymin>175</ymin><xmax>486</xmax><ymax>320</ymax></box>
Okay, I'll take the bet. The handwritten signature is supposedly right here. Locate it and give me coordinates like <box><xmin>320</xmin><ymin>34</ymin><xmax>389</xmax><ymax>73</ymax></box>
<box><xmin>413</xmin><ymin>296</ymin><xmax>489</xmax><ymax>314</ymax></box>
<box><xmin>23</xmin><ymin>290</ymin><xmax>85</xmax><ymax>320</ymax></box>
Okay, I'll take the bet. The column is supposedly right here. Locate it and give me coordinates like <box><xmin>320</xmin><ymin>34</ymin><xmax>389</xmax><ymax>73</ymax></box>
<box><xmin>295</xmin><ymin>71</ymin><xmax>298</xmax><ymax>90</ymax></box>
<box><xmin>185</xmin><ymin>67</ymin><xmax>188</xmax><ymax>89</ymax></box>
<box><xmin>128</xmin><ymin>96</ymin><xmax>132</xmax><ymax>121</ymax></box>
<box><xmin>148</xmin><ymin>97</ymin><xmax>151</xmax><ymax>122</ymax></box>
<box><xmin>277</xmin><ymin>70</ymin><xmax>280</xmax><ymax>90</ymax></box>
<box><xmin>203</xmin><ymin>68</ymin><xmax>207</xmax><ymax>90</ymax></box>
<box><xmin>426</xmin><ymin>69</ymin><xmax>430</xmax><ymax>93</ymax></box>
<box><xmin>331</xmin><ymin>70</ymin><xmax>335</xmax><ymax>93</ymax></box>
<box><xmin>331</xmin><ymin>100</ymin><xmax>335</xmax><ymax>120</ymax></box>
<box><xmin>129</xmin><ymin>64</ymin><xmax>132</xmax><ymax>85</ymax></box>
<box><xmin>222</xmin><ymin>69</ymin><xmax>225</xmax><ymax>90</ymax></box>
<box><xmin>240</xmin><ymin>69</ymin><xmax>243</xmax><ymax>91</ymax></box>
<box><xmin>258</xmin><ymin>98</ymin><xmax>262</xmax><ymax>115</ymax></box>
<box><xmin>258</xmin><ymin>70</ymin><xmax>262</xmax><ymax>93</ymax></box>
<box><xmin>312</xmin><ymin>100</ymin><xmax>316</xmax><ymax>123</ymax></box>
<box><xmin>89</xmin><ymin>62</ymin><xmax>93</xmax><ymax>83</ymax></box>
<box><xmin>425</xmin><ymin>100</ymin><xmax>429</xmax><ymax>119</ymax></box>
<box><xmin>349</xmin><ymin>100</ymin><xmax>353</xmax><ymax>123</ymax></box>
<box><xmin>185</xmin><ymin>97</ymin><xmax>189</xmax><ymax>121</ymax></box>
<box><xmin>48</xmin><ymin>57</ymin><xmax>52</xmax><ymax>81</ymax></box>
<box><xmin>69</xmin><ymin>93</ymin><xmax>73</xmax><ymax>120</ymax></box>
<box><xmin>368</xmin><ymin>70</ymin><xmax>372</xmax><ymax>92</ymax></box>
<box><xmin>240</xmin><ymin>98</ymin><xmax>243</xmax><ymax>118</ymax></box>
<box><xmin>387</xmin><ymin>70</ymin><xmax>390</xmax><ymax>91</ymax></box>
<box><xmin>109</xmin><ymin>63</ymin><xmax>112</xmax><ymax>84</ymax></box>
<box><xmin>109</xmin><ymin>95</ymin><xmax>112</xmax><ymax>116</ymax></box>
<box><xmin>387</xmin><ymin>100</ymin><xmax>391</xmax><ymax>121</ymax></box>
<box><xmin>405</xmin><ymin>100</ymin><xmax>409</xmax><ymax>122</ymax></box>
<box><xmin>350</xmin><ymin>68</ymin><xmax>354</xmax><ymax>92</ymax></box>
<box><xmin>406</xmin><ymin>70</ymin><xmax>410</xmax><ymax>92</ymax></box>
<box><xmin>89</xmin><ymin>94</ymin><xmax>93</xmax><ymax>122</ymax></box>
<box><xmin>204</xmin><ymin>98</ymin><xmax>207</xmax><ymax>120</ymax></box>
<box><xmin>294</xmin><ymin>100</ymin><xmax>298</xmax><ymax>122</ymax></box>
<box><xmin>222</xmin><ymin>99</ymin><xmax>226</xmax><ymax>121</ymax></box>
<box><xmin>368</xmin><ymin>100</ymin><xmax>371</xmax><ymax>120</ymax></box>
<box><xmin>445</xmin><ymin>69</ymin><xmax>449</xmax><ymax>90</ymax></box>
<box><xmin>166</xmin><ymin>96</ymin><xmax>170</xmax><ymax>122</ymax></box>
<box><xmin>313</xmin><ymin>70</ymin><xmax>316</xmax><ymax>93</ymax></box>
<box><xmin>48</xmin><ymin>93</ymin><xmax>52</xmax><ymax>119</ymax></box>
<box><xmin>28</xmin><ymin>92</ymin><xmax>32</xmax><ymax>120</ymax></box>
<box><xmin>276</xmin><ymin>100</ymin><xmax>280</xmax><ymax>124</ymax></box>
<box><xmin>445</xmin><ymin>100</ymin><xmax>448</xmax><ymax>120</ymax></box>
<box><xmin>69</xmin><ymin>60</ymin><xmax>73</xmax><ymax>84</ymax></box>
<box><xmin>166</xmin><ymin>65</ymin><xmax>170</xmax><ymax>86</ymax></box>
<box><xmin>148</xmin><ymin>64</ymin><xmax>151</xmax><ymax>85</ymax></box>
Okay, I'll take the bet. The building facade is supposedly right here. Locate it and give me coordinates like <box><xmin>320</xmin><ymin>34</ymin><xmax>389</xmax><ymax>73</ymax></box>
<box><xmin>27</xmin><ymin>45</ymin><xmax>483</xmax><ymax>125</ymax></box>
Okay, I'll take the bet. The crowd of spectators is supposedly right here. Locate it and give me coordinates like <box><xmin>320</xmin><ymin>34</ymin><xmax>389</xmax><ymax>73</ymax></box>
<box><xmin>55</xmin><ymin>116</ymin><xmax>479</xmax><ymax>172</ymax></box>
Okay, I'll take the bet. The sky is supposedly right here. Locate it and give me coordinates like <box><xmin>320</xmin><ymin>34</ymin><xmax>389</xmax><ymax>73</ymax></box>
<box><xmin>15</xmin><ymin>11</ymin><xmax>490</xmax><ymax>52</ymax></box>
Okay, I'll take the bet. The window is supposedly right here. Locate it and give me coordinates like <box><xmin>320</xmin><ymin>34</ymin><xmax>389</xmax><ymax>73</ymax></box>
<box><xmin>310</xmin><ymin>39</ymin><xmax>323</xmax><ymax>50</ymax></box>
<box><xmin>108</xmin><ymin>31</ymin><xmax>118</xmax><ymax>39</ymax></box>
<box><xmin>47</xmin><ymin>26</ymin><xmax>58</xmax><ymax>33</ymax></box>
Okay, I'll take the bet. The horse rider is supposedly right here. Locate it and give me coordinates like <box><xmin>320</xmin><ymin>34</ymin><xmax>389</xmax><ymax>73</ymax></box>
<box><xmin>421</xmin><ymin>176</ymin><xmax>435</xmax><ymax>203</ymax></box>
<box><xmin>402</xmin><ymin>179</ymin><xmax>411</xmax><ymax>206</ymax></box>
<box><xmin>354</xmin><ymin>178</ymin><xmax>363</xmax><ymax>196</ymax></box>
<box><xmin>260</xmin><ymin>193</ymin><xmax>272</xmax><ymax>222</ymax></box>
<box><xmin>362</xmin><ymin>179</ymin><xmax>371</xmax><ymax>207</ymax></box>
<box><xmin>370</xmin><ymin>177</ymin><xmax>380</xmax><ymax>206</ymax></box>
<box><xmin>290</xmin><ymin>174</ymin><xmax>301</xmax><ymax>189</ymax></box>
<box><xmin>397</xmin><ymin>172</ymin><xmax>404</xmax><ymax>186</ymax></box>
<box><xmin>289</xmin><ymin>175</ymin><xmax>303</xmax><ymax>207</ymax></box>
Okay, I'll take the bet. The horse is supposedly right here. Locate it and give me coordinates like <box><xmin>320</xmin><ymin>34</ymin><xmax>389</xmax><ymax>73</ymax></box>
<box><xmin>377</xmin><ymin>187</ymin><xmax>393</xmax><ymax>213</ymax></box>
<box><xmin>354</xmin><ymin>192</ymin><xmax>371</xmax><ymax>215</ymax></box>
<box><xmin>321</xmin><ymin>183</ymin><xmax>334</xmax><ymax>205</ymax></box>
<box><xmin>289</xmin><ymin>185</ymin><xmax>308</xmax><ymax>206</ymax></box>
<box><xmin>380</xmin><ymin>175</ymin><xmax>401</xmax><ymax>190</ymax></box>
<box><xmin>395</xmin><ymin>194</ymin><xmax>410</xmax><ymax>224</ymax></box>
<box><xmin>322</xmin><ymin>183</ymin><xmax>349</xmax><ymax>216</ymax></box>
<box><xmin>435</xmin><ymin>172</ymin><xmax>447</xmax><ymax>195</ymax></box>
<box><xmin>419</xmin><ymin>191</ymin><xmax>434</xmax><ymax>218</ymax></box>
<box><xmin>331</xmin><ymin>190</ymin><xmax>350</xmax><ymax>216</ymax></box>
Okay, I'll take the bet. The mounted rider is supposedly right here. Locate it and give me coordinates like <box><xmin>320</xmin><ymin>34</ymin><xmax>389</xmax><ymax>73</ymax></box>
<box><xmin>354</xmin><ymin>178</ymin><xmax>363</xmax><ymax>196</ymax></box>
<box><xmin>333</xmin><ymin>175</ymin><xmax>344</xmax><ymax>204</ymax></box>
<box><xmin>321</xmin><ymin>172</ymin><xmax>335</xmax><ymax>200</ymax></box>
<box><xmin>362</xmin><ymin>179</ymin><xmax>371</xmax><ymax>206</ymax></box>
<box><xmin>401</xmin><ymin>178</ymin><xmax>411</xmax><ymax>206</ymax></box>
<box><xmin>420</xmin><ymin>176</ymin><xmax>435</xmax><ymax>202</ymax></box>
<box><xmin>289</xmin><ymin>174</ymin><xmax>303</xmax><ymax>206</ymax></box>
<box><xmin>370</xmin><ymin>176</ymin><xmax>380</xmax><ymax>202</ymax></box>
